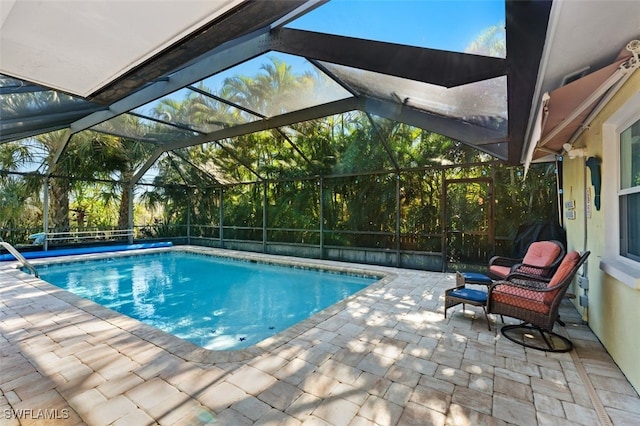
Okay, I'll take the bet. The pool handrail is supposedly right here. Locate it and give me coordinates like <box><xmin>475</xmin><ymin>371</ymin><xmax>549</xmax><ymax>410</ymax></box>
<box><xmin>0</xmin><ymin>240</ymin><xmax>39</xmax><ymax>277</ymax></box>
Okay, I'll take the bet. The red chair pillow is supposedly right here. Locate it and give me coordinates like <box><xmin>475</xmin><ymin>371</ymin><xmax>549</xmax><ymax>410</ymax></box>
<box><xmin>543</xmin><ymin>251</ymin><xmax>581</xmax><ymax>304</ymax></box>
<box><xmin>522</xmin><ymin>241</ymin><xmax>562</xmax><ymax>268</ymax></box>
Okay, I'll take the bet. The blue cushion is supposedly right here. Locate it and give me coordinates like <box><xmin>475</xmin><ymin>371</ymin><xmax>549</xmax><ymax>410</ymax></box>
<box><xmin>0</xmin><ymin>242</ymin><xmax>173</xmax><ymax>262</ymax></box>
<box><xmin>460</xmin><ymin>272</ymin><xmax>493</xmax><ymax>284</ymax></box>
<box><xmin>449</xmin><ymin>288</ymin><xmax>488</xmax><ymax>303</ymax></box>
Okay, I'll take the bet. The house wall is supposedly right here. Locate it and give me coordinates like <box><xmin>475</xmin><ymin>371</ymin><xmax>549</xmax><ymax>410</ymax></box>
<box><xmin>561</xmin><ymin>70</ymin><xmax>640</xmax><ymax>393</ymax></box>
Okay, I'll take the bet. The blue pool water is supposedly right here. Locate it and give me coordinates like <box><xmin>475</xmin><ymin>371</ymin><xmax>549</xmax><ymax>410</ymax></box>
<box><xmin>37</xmin><ymin>252</ymin><xmax>375</xmax><ymax>350</ymax></box>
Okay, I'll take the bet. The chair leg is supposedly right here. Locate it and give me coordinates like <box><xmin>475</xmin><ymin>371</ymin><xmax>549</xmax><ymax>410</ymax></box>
<box><xmin>481</xmin><ymin>306</ymin><xmax>491</xmax><ymax>331</ymax></box>
<box><xmin>538</xmin><ymin>328</ymin><xmax>554</xmax><ymax>348</ymax></box>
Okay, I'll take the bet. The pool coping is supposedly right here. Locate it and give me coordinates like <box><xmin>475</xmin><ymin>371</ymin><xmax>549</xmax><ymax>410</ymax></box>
<box><xmin>4</xmin><ymin>245</ymin><xmax>397</xmax><ymax>363</ymax></box>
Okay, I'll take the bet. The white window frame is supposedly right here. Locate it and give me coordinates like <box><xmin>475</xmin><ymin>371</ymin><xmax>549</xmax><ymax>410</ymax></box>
<box><xmin>600</xmin><ymin>91</ymin><xmax>640</xmax><ymax>289</ymax></box>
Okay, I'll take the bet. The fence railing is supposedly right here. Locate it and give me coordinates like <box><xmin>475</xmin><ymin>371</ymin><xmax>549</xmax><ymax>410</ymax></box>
<box><xmin>45</xmin><ymin>229</ymin><xmax>134</xmax><ymax>244</ymax></box>
<box><xmin>1</xmin><ymin>224</ymin><xmax>516</xmax><ymax>272</ymax></box>
<box><xmin>0</xmin><ymin>227</ymin><xmax>135</xmax><ymax>249</ymax></box>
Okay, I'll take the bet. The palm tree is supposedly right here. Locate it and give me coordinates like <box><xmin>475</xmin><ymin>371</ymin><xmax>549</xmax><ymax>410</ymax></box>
<box><xmin>465</xmin><ymin>24</ymin><xmax>506</xmax><ymax>57</ymax></box>
<box><xmin>29</xmin><ymin>130</ymin><xmax>75</xmax><ymax>231</ymax></box>
<box><xmin>1</xmin><ymin>85</ymin><xmax>128</xmax><ymax>232</ymax></box>
<box><xmin>0</xmin><ymin>143</ymin><xmax>41</xmax><ymax>237</ymax></box>
<box><xmin>116</xmin><ymin>140</ymin><xmax>154</xmax><ymax>229</ymax></box>
<box><xmin>77</xmin><ymin>114</ymin><xmax>156</xmax><ymax>229</ymax></box>
<box><xmin>223</xmin><ymin>56</ymin><xmax>315</xmax><ymax>118</ymax></box>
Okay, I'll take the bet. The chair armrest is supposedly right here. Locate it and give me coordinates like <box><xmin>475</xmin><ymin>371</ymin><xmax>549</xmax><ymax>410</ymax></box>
<box><xmin>488</xmin><ymin>255</ymin><xmax>523</xmax><ymax>268</ymax></box>
<box><xmin>513</xmin><ymin>262</ymin><xmax>557</xmax><ymax>278</ymax></box>
<box><xmin>505</xmin><ymin>271</ymin><xmax>551</xmax><ymax>287</ymax></box>
<box><xmin>489</xmin><ymin>277</ymin><xmax>566</xmax><ymax>295</ymax></box>
<box><xmin>508</xmin><ymin>277</ymin><xmax>549</xmax><ymax>290</ymax></box>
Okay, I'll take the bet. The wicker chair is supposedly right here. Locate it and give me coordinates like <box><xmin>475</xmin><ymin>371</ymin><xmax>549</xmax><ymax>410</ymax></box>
<box><xmin>487</xmin><ymin>250</ymin><xmax>590</xmax><ymax>352</ymax></box>
<box><xmin>487</xmin><ymin>240</ymin><xmax>565</xmax><ymax>280</ymax></box>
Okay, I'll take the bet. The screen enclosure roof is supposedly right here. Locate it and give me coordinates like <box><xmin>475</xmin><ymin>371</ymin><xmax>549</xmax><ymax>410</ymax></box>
<box><xmin>2</xmin><ymin>0</ymin><xmax>637</xmax><ymax>186</ymax></box>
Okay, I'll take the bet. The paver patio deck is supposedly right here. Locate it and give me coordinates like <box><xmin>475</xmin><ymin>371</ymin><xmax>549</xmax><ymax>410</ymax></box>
<box><xmin>1</xmin><ymin>247</ymin><xmax>639</xmax><ymax>425</ymax></box>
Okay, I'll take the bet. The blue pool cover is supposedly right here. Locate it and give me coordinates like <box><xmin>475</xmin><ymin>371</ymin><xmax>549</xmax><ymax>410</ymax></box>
<box><xmin>0</xmin><ymin>242</ymin><xmax>173</xmax><ymax>262</ymax></box>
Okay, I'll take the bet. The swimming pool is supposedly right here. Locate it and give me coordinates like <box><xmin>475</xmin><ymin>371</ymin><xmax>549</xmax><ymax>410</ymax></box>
<box><xmin>36</xmin><ymin>251</ymin><xmax>376</xmax><ymax>350</ymax></box>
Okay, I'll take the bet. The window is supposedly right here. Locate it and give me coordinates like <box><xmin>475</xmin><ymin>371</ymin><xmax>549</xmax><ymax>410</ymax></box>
<box><xmin>600</xmin><ymin>91</ymin><xmax>640</xmax><ymax>289</ymax></box>
<box><xmin>619</xmin><ymin>119</ymin><xmax>640</xmax><ymax>261</ymax></box>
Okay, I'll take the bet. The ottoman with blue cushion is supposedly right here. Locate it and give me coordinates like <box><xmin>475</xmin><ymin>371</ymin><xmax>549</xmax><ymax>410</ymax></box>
<box><xmin>455</xmin><ymin>270</ymin><xmax>494</xmax><ymax>287</ymax></box>
<box><xmin>444</xmin><ymin>284</ymin><xmax>491</xmax><ymax>330</ymax></box>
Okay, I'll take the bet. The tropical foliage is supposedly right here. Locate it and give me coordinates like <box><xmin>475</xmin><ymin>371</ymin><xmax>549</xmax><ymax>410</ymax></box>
<box><xmin>1</xmin><ymin>56</ymin><xmax>558</xmax><ymax>269</ymax></box>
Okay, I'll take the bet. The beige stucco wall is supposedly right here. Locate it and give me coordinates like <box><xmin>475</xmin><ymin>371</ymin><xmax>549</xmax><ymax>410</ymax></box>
<box><xmin>560</xmin><ymin>70</ymin><xmax>640</xmax><ymax>393</ymax></box>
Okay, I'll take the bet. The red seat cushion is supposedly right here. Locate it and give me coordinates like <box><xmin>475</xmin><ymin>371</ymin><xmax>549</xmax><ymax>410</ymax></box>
<box><xmin>489</xmin><ymin>265</ymin><xmax>512</xmax><ymax>279</ymax></box>
<box><xmin>491</xmin><ymin>285</ymin><xmax>550</xmax><ymax>314</ymax></box>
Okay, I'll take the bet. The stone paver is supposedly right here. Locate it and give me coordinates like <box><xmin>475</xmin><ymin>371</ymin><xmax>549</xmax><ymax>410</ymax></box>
<box><xmin>84</xmin><ymin>395</ymin><xmax>140</xmax><ymax>426</ymax></box>
<box><xmin>227</xmin><ymin>365</ymin><xmax>278</xmax><ymax>396</ymax></box>
<box><xmin>1</xmin><ymin>246</ymin><xmax>639</xmax><ymax>425</ymax></box>
<box><xmin>231</xmin><ymin>396</ymin><xmax>272</xmax><ymax>421</ymax></box>
<box><xmin>196</xmin><ymin>381</ymin><xmax>247</xmax><ymax>412</ymax></box>
<box><xmin>357</xmin><ymin>395</ymin><xmax>403</xmax><ymax>425</ymax></box>
<box><xmin>258</xmin><ymin>380</ymin><xmax>304</xmax><ymax>411</ymax></box>
<box><xmin>492</xmin><ymin>393</ymin><xmax>537</xmax><ymax>424</ymax></box>
<box><xmin>409</xmin><ymin>385</ymin><xmax>451</xmax><ymax>415</ymax></box>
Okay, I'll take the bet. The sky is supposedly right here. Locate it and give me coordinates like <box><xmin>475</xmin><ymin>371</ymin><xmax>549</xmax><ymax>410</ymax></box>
<box><xmin>120</xmin><ymin>1</ymin><xmax>507</xmax><ymax>135</ymax></box>
<box><xmin>187</xmin><ymin>0</ymin><xmax>506</xmax><ymax>102</ymax></box>
<box><xmin>9</xmin><ymin>0</ymin><xmax>507</xmax><ymax>177</ymax></box>
<box><xmin>286</xmin><ymin>0</ymin><xmax>505</xmax><ymax>54</ymax></box>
